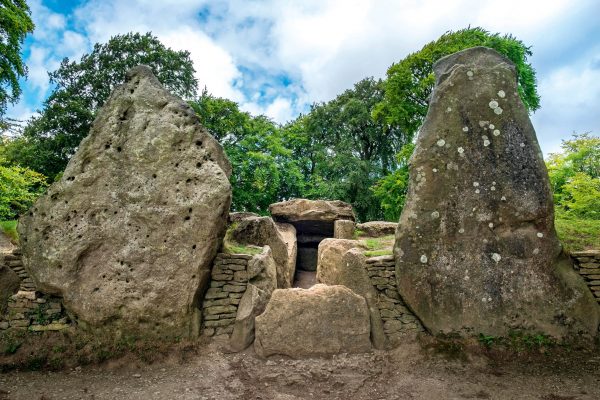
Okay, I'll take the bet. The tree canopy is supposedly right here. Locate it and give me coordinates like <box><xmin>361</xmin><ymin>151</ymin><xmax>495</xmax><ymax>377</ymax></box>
<box><xmin>3</xmin><ymin>32</ymin><xmax>197</xmax><ymax>180</ymax></box>
<box><xmin>0</xmin><ymin>0</ymin><xmax>34</xmax><ymax>125</ymax></box>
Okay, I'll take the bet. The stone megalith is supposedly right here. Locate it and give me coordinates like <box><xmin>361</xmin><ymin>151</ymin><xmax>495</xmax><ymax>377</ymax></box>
<box><xmin>18</xmin><ymin>66</ymin><xmax>232</xmax><ymax>338</ymax></box>
<box><xmin>394</xmin><ymin>47</ymin><xmax>599</xmax><ymax>338</ymax></box>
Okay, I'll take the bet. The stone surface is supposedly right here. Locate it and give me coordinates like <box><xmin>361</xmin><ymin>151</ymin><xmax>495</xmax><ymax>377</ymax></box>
<box><xmin>229</xmin><ymin>284</ymin><xmax>269</xmax><ymax>351</ymax></box>
<box><xmin>254</xmin><ymin>284</ymin><xmax>371</xmax><ymax>357</ymax></box>
<box><xmin>274</xmin><ymin>222</ymin><xmax>297</xmax><ymax>287</ymax></box>
<box><xmin>394</xmin><ymin>47</ymin><xmax>599</xmax><ymax>338</ymax></box>
<box><xmin>230</xmin><ymin>217</ymin><xmax>292</xmax><ymax>288</ymax></box>
<box><xmin>334</xmin><ymin>220</ymin><xmax>356</xmax><ymax>239</ymax></box>
<box><xmin>228</xmin><ymin>212</ymin><xmax>260</xmax><ymax>224</ymax></box>
<box><xmin>0</xmin><ymin>265</ymin><xmax>20</xmax><ymax>313</ymax></box>
<box><xmin>316</xmin><ymin>240</ymin><xmax>387</xmax><ymax>349</ymax></box>
<box><xmin>0</xmin><ymin>231</ymin><xmax>15</xmax><ymax>254</ymax></box>
<box><xmin>356</xmin><ymin>221</ymin><xmax>398</xmax><ymax>237</ymax></box>
<box><xmin>270</xmin><ymin>199</ymin><xmax>355</xmax><ymax>224</ymax></box>
<box><xmin>18</xmin><ymin>66</ymin><xmax>232</xmax><ymax>338</ymax></box>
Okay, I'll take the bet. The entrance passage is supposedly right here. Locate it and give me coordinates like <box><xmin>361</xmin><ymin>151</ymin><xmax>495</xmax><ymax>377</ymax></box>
<box><xmin>291</xmin><ymin>220</ymin><xmax>334</xmax><ymax>288</ymax></box>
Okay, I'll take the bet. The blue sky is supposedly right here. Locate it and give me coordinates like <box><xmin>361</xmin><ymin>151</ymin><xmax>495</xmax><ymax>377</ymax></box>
<box><xmin>6</xmin><ymin>0</ymin><xmax>600</xmax><ymax>155</ymax></box>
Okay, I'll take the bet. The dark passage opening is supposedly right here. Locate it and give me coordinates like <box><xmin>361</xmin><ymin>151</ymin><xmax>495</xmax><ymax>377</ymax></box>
<box><xmin>292</xmin><ymin>220</ymin><xmax>334</xmax><ymax>288</ymax></box>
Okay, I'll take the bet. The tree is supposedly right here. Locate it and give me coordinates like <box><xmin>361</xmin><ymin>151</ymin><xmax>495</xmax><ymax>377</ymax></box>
<box><xmin>283</xmin><ymin>78</ymin><xmax>408</xmax><ymax>221</ymax></box>
<box><xmin>372</xmin><ymin>27</ymin><xmax>540</xmax><ymax>220</ymax></box>
<box><xmin>0</xmin><ymin>156</ymin><xmax>47</xmax><ymax>220</ymax></box>
<box><xmin>6</xmin><ymin>32</ymin><xmax>197</xmax><ymax>180</ymax></box>
<box><xmin>376</xmin><ymin>27</ymin><xmax>539</xmax><ymax>140</ymax></box>
<box><xmin>0</xmin><ymin>0</ymin><xmax>35</xmax><ymax>125</ymax></box>
<box><xmin>190</xmin><ymin>91</ymin><xmax>304</xmax><ymax>214</ymax></box>
<box><xmin>547</xmin><ymin>133</ymin><xmax>600</xmax><ymax>219</ymax></box>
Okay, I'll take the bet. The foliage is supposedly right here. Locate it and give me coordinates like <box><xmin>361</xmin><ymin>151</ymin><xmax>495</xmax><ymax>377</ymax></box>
<box><xmin>190</xmin><ymin>91</ymin><xmax>304</xmax><ymax>214</ymax></box>
<box><xmin>4</xmin><ymin>32</ymin><xmax>197</xmax><ymax>180</ymax></box>
<box><xmin>0</xmin><ymin>219</ymin><xmax>17</xmax><ymax>241</ymax></box>
<box><xmin>0</xmin><ymin>0</ymin><xmax>35</xmax><ymax>124</ymax></box>
<box><xmin>477</xmin><ymin>331</ymin><xmax>555</xmax><ymax>352</ymax></box>
<box><xmin>377</xmin><ymin>27</ymin><xmax>539</xmax><ymax>137</ymax></box>
<box><xmin>371</xmin><ymin>27</ymin><xmax>538</xmax><ymax>221</ymax></box>
<box><xmin>371</xmin><ymin>143</ymin><xmax>414</xmax><ymax>221</ymax></box>
<box><xmin>555</xmin><ymin>215</ymin><xmax>600</xmax><ymax>252</ymax></box>
<box><xmin>283</xmin><ymin>77</ymin><xmax>408</xmax><ymax>221</ymax></box>
<box><xmin>547</xmin><ymin>133</ymin><xmax>600</xmax><ymax>220</ymax></box>
<box><xmin>0</xmin><ymin>156</ymin><xmax>47</xmax><ymax>220</ymax></box>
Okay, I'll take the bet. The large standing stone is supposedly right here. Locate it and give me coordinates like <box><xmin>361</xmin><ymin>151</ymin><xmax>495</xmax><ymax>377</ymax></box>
<box><xmin>394</xmin><ymin>47</ymin><xmax>599</xmax><ymax>338</ymax></box>
<box><xmin>316</xmin><ymin>240</ymin><xmax>387</xmax><ymax>349</ymax></box>
<box><xmin>274</xmin><ymin>222</ymin><xmax>297</xmax><ymax>287</ymax></box>
<box><xmin>230</xmin><ymin>217</ymin><xmax>293</xmax><ymax>288</ymax></box>
<box><xmin>254</xmin><ymin>284</ymin><xmax>371</xmax><ymax>357</ymax></box>
<box><xmin>18</xmin><ymin>66</ymin><xmax>232</xmax><ymax>338</ymax></box>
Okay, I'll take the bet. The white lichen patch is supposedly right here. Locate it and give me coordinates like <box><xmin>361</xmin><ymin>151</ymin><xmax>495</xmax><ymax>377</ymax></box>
<box><xmin>473</xmin><ymin>182</ymin><xmax>480</xmax><ymax>187</ymax></box>
<box><xmin>446</xmin><ymin>107</ymin><xmax>452</xmax><ymax>113</ymax></box>
<box><xmin>494</xmin><ymin>107</ymin><xmax>503</xmax><ymax>115</ymax></box>
<box><xmin>475</xmin><ymin>189</ymin><xmax>480</xmax><ymax>194</ymax></box>
<box><xmin>520</xmin><ymin>143</ymin><xmax>526</xmax><ymax>147</ymax></box>
<box><xmin>489</xmin><ymin>223</ymin><xmax>494</xmax><ymax>228</ymax></box>
<box><xmin>490</xmin><ymin>186</ymin><xmax>496</xmax><ymax>191</ymax></box>
<box><xmin>479</xmin><ymin>120</ymin><xmax>489</xmax><ymax>128</ymax></box>
<box><xmin>458</xmin><ymin>228</ymin><xmax>465</xmax><ymax>234</ymax></box>
<box><xmin>497</xmin><ymin>90</ymin><xmax>506</xmax><ymax>98</ymax></box>
<box><xmin>437</xmin><ymin>139</ymin><xmax>446</xmax><ymax>147</ymax></box>
<box><xmin>533</xmin><ymin>248</ymin><xmax>540</xmax><ymax>255</ymax></box>
<box><xmin>493</xmin><ymin>129</ymin><xmax>501</xmax><ymax>136</ymax></box>
<box><xmin>420</xmin><ymin>255</ymin><xmax>428</xmax><ymax>264</ymax></box>
<box><xmin>462</xmin><ymin>126</ymin><xmax>469</xmax><ymax>132</ymax></box>
<box><xmin>457</xmin><ymin>147</ymin><xmax>464</xmax><ymax>154</ymax></box>
<box><xmin>431</xmin><ymin>211</ymin><xmax>440</xmax><ymax>219</ymax></box>
<box><xmin>432</xmin><ymin>168</ymin><xmax>438</xmax><ymax>173</ymax></box>
<box><xmin>489</xmin><ymin>100</ymin><xmax>499</xmax><ymax>109</ymax></box>
<box><xmin>484</xmin><ymin>139</ymin><xmax>491</xmax><ymax>147</ymax></box>
<box><xmin>491</xmin><ymin>253</ymin><xmax>502</xmax><ymax>262</ymax></box>
<box><xmin>489</xmin><ymin>124</ymin><xmax>495</xmax><ymax>129</ymax></box>
<box><xmin>467</xmin><ymin>70</ymin><xmax>474</xmax><ymax>77</ymax></box>
<box><xmin>537</xmin><ymin>232</ymin><xmax>544</xmax><ymax>238</ymax></box>
<box><xmin>501</xmin><ymin>196</ymin><xmax>507</xmax><ymax>201</ymax></box>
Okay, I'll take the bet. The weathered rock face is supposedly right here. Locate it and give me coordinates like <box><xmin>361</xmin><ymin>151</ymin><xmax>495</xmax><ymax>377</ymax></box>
<box><xmin>357</xmin><ymin>221</ymin><xmax>398</xmax><ymax>237</ymax></box>
<box><xmin>254</xmin><ymin>284</ymin><xmax>371</xmax><ymax>357</ymax></box>
<box><xmin>228</xmin><ymin>212</ymin><xmax>259</xmax><ymax>224</ymax></box>
<box><xmin>18</xmin><ymin>66</ymin><xmax>232</xmax><ymax>338</ymax></box>
<box><xmin>274</xmin><ymin>222</ymin><xmax>297</xmax><ymax>287</ymax></box>
<box><xmin>334</xmin><ymin>219</ymin><xmax>355</xmax><ymax>239</ymax></box>
<box><xmin>230</xmin><ymin>217</ymin><xmax>294</xmax><ymax>288</ymax></box>
<box><xmin>0</xmin><ymin>231</ymin><xmax>15</xmax><ymax>254</ymax></box>
<box><xmin>394</xmin><ymin>47</ymin><xmax>599</xmax><ymax>338</ymax></box>
<box><xmin>316</xmin><ymin>240</ymin><xmax>387</xmax><ymax>349</ymax></box>
<box><xmin>229</xmin><ymin>284</ymin><xmax>269</xmax><ymax>352</ymax></box>
<box><xmin>0</xmin><ymin>265</ymin><xmax>20</xmax><ymax>314</ymax></box>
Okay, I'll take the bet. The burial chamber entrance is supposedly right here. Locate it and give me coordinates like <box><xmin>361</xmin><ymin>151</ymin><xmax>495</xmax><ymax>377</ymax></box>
<box><xmin>290</xmin><ymin>220</ymin><xmax>334</xmax><ymax>288</ymax></box>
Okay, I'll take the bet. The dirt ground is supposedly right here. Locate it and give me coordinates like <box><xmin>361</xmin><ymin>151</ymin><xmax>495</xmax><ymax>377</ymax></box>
<box><xmin>1</xmin><ymin>337</ymin><xmax>599</xmax><ymax>400</ymax></box>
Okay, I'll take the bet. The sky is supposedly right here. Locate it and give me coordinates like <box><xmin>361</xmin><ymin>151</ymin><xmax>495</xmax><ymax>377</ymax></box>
<box><xmin>6</xmin><ymin>0</ymin><xmax>600</xmax><ymax>156</ymax></box>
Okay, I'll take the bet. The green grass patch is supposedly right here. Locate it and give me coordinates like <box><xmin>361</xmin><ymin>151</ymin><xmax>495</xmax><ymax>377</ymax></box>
<box><xmin>0</xmin><ymin>220</ymin><xmax>18</xmax><ymax>243</ymax></box>
<box><xmin>223</xmin><ymin>242</ymin><xmax>263</xmax><ymax>255</ymax></box>
<box><xmin>555</xmin><ymin>216</ymin><xmax>600</xmax><ymax>252</ymax></box>
<box><xmin>353</xmin><ymin>229</ymin><xmax>365</xmax><ymax>239</ymax></box>
<box><xmin>364</xmin><ymin>249</ymin><xmax>393</xmax><ymax>257</ymax></box>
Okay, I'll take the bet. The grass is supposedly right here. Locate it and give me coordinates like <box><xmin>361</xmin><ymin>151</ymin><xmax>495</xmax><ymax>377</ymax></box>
<box><xmin>555</xmin><ymin>216</ymin><xmax>600</xmax><ymax>252</ymax></box>
<box><xmin>360</xmin><ymin>234</ymin><xmax>395</xmax><ymax>258</ymax></box>
<box><xmin>0</xmin><ymin>220</ymin><xmax>18</xmax><ymax>243</ymax></box>
<box><xmin>364</xmin><ymin>249</ymin><xmax>393</xmax><ymax>257</ymax></box>
<box><xmin>223</xmin><ymin>242</ymin><xmax>263</xmax><ymax>255</ymax></box>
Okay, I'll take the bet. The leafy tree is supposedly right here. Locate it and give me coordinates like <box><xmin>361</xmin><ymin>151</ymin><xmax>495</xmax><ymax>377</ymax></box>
<box><xmin>372</xmin><ymin>27</ymin><xmax>539</xmax><ymax>220</ymax></box>
<box><xmin>0</xmin><ymin>0</ymin><xmax>34</xmax><ymax>125</ymax></box>
<box><xmin>547</xmin><ymin>133</ymin><xmax>600</xmax><ymax>219</ymax></box>
<box><xmin>377</xmin><ymin>27</ymin><xmax>539</xmax><ymax>140</ymax></box>
<box><xmin>190</xmin><ymin>91</ymin><xmax>304</xmax><ymax>213</ymax></box>
<box><xmin>283</xmin><ymin>78</ymin><xmax>408</xmax><ymax>221</ymax></box>
<box><xmin>5</xmin><ymin>32</ymin><xmax>197</xmax><ymax>180</ymax></box>
<box><xmin>0</xmin><ymin>156</ymin><xmax>47</xmax><ymax>220</ymax></box>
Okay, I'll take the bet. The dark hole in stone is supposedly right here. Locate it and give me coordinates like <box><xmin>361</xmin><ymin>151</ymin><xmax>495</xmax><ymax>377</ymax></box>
<box><xmin>117</xmin><ymin>147</ymin><xmax>122</xmax><ymax>152</ymax></box>
<box><xmin>192</xmin><ymin>244</ymin><xmax>196</xmax><ymax>249</ymax></box>
<box><xmin>184</xmin><ymin>216</ymin><xmax>190</xmax><ymax>221</ymax></box>
<box><xmin>195</xmin><ymin>140</ymin><xmax>203</xmax><ymax>147</ymax></box>
<box><xmin>288</xmin><ymin>219</ymin><xmax>335</xmax><ymax>287</ymax></box>
<box><xmin>152</xmin><ymin>174</ymin><xmax>157</xmax><ymax>179</ymax></box>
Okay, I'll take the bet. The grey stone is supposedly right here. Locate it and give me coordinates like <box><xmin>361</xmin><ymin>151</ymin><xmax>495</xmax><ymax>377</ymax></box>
<box><xmin>357</xmin><ymin>221</ymin><xmax>398</xmax><ymax>237</ymax></box>
<box><xmin>229</xmin><ymin>284</ymin><xmax>269</xmax><ymax>352</ymax></box>
<box><xmin>0</xmin><ymin>265</ymin><xmax>20</xmax><ymax>314</ymax></box>
<box><xmin>254</xmin><ymin>285</ymin><xmax>371</xmax><ymax>357</ymax></box>
<box><xmin>394</xmin><ymin>47</ymin><xmax>599</xmax><ymax>338</ymax></box>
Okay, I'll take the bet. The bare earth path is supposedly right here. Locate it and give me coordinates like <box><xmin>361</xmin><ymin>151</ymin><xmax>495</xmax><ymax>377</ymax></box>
<box><xmin>1</xmin><ymin>341</ymin><xmax>599</xmax><ymax>400</ymax></box>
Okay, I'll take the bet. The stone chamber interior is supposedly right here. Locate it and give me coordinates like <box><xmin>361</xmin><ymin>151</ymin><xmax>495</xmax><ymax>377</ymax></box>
<box><xmin>291</xmin><ymin>220</ymin><xmax>334</xmax><ymax>288</ymax></box>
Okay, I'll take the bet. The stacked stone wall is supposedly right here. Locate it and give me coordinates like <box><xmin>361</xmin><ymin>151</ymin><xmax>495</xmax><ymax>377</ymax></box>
<box><xmin>201</xmin><ymin>253</ymin><xmax>252</xmax><ymax>337</ymax></box>
<box><xmin>365</xmin><ymin>255</ymin><xmax>425</xmax><ymax>344</ymax></box>
<box><xmin>571</xmin><ymin>250</ymin><xmax>600</xmax><ymax>304</ymax></box>
<box><xmin>1</xmin><ymin>248</ymin><xmax>69</xmax><ymax>332</ymax></box>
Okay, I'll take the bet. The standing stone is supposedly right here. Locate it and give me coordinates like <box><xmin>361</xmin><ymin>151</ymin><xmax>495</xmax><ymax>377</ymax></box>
<box><xmin>356</xmin><ymin>221</ymin><xmax>398</xmax><ymax>237</ymax></box>
<box><xmin>18</xmin><ymin>66</ymin><xmax>232</xmax><ymax>338</ymax></box>
<box><xmin>394</xmin><ymin>47</ymin><xmax>599</xmax><ymax>338</ymax></box>
<box><xmin>274</xmin><ymin>222</ymin><xmax>297</xmax><ymax>287</ymax></box>
<box><xmin>334</xmin><ymin>220</ymin><xmax>355</xmax><ymax>239</ymax></box>
<box><xmin>254</xmin><ymin>284</ymin><xmax>371</xmax><ymax>357</ymax></box>
<box><xmin>229</xmin><ymin>217</ymin><xmax>293</xmax><ymax>288</ymax></box>
<box><xmin>229</xmin><ymin>284</ymin><xmax>269</xmax><ymax>352</ymax></box>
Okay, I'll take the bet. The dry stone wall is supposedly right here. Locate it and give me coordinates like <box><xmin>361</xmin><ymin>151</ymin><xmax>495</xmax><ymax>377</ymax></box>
<box><xmin>365</xmin><ymin>255</ymin><xmax>424</xmax><ymax>344</ymax></box>
<box><xmin>201</xmin><ymin>253</ymin><xmax>252</xmax><ymax>337</ymax></box>
<box><xmin>572</xmin><ymin>251</ymin><xmax>600</xmax><ymax>304</ymax></box>
<box><xmin>1</xmin><ymin>249</ymin><xmax>69</xmax><ymax>332</ymax></box>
